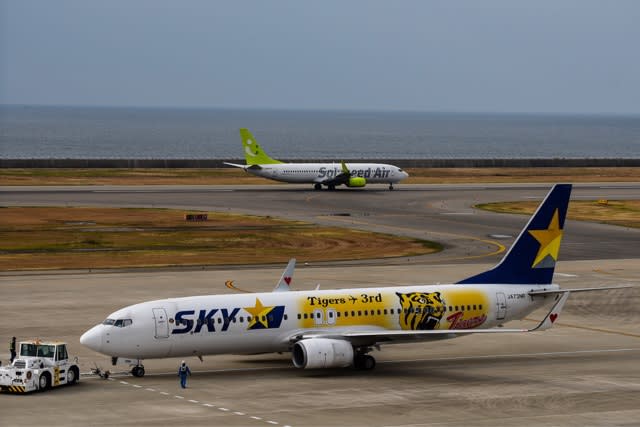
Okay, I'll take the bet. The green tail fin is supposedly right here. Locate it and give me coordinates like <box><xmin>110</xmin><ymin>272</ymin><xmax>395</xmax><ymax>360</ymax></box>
<box><xmin>239</xmin><ymin>129</ymin><xmax>283</xmax><ymax>165</ymax></box>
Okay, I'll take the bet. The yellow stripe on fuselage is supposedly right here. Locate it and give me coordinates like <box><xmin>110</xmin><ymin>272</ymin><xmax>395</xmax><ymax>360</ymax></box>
<box><xmin>296</xmin><ymin>288</ymin><xmax>490</xmax><ymax>331</ymax></box>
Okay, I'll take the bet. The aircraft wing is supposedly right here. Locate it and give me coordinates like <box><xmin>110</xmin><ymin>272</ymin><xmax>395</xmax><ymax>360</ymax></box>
<box><xmin>289</xmin><ymin>292</ymin><xmax>570</xmax><ymax>346</ymax></box>
<box><xmin>315</xmin><ymin>161</ymin><xmax>352</xmax><ymax>185</ymax></box>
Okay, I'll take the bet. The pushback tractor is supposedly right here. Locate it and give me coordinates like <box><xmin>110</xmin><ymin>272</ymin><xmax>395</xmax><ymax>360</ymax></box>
<box><xmin>0</xmin><ymin>340</ymin><xmax>80</xmax><ymax>393</ymax></box>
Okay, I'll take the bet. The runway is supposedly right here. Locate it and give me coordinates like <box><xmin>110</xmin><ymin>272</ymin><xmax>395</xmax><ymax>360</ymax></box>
<box><xmin>3</xmin><ymin>183</ymin><xmax>640</xmax><ymax>263</ymax></box>
<box><xmin>1</xmin><ymin>183</ymin><xmax>639</xmax><ymax>426</ymax></box>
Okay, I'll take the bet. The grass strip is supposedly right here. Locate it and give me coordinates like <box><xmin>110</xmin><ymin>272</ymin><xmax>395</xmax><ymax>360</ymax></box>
<box><xmin>0</xmin><ymin>207</ymin><xmax>440</xmax><ymax>270</ymax></box>
<box><xmin>475</xmin><ymin>200</ymin><xmax>640</xmax><ymax>229</ymax></box>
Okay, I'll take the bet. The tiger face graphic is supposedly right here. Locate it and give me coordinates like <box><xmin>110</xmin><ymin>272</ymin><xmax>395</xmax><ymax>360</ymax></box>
<box><xmin>396</xmin><ymin>291</ymin><xmax>446</xmax><ymax>330</ymax></box>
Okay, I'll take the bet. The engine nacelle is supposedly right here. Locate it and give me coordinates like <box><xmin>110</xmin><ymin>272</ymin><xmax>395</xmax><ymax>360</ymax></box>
<box><xmin>292</xmin><ymin>338</ymin><xmax>354</xmax><ymax>369</ymax></box>
<box><xmin>346</xmin><ymin>177</ymin><xmax>366</xmax><ymax>188</ymax></box>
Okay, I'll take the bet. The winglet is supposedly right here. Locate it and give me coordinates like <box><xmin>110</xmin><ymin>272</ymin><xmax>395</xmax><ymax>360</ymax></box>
<box><xmin>340</xmin><ymin>161</ymin><xmax>350</xmax><ymax>174</ymax></box>
<box><xmin>273</xmin><ymin>258</ymin><xmax>296</xmax><ymax>292</ymax></box>
<box><xmin>530</xmin><ymin>291</ymin><xmax>570</xmax><ymax>331</ymax></box>
<box><xmin>239</xmin><ymin>128</ymin><xmax>283</xmax><ymax>165</ymax></box>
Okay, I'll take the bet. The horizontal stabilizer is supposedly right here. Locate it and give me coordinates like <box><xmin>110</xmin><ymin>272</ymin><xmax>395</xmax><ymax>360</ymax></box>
<box><xmin>223</xmin><ymin>162</ymin><xmax>248</xmax><ymax>169</ymax></box>
<box><xmin>529</xmin><ymin>285</ymin><xmax>633</xmax><ymax>296</ymax></box>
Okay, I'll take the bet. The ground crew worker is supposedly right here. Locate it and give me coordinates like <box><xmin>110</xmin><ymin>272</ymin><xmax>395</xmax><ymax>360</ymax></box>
<box><xmin>178</xmin><ymin>360</ymin><xmax>191</xmax><ymax>388</ymax></box>
<box><xmin>9</xmin><ymin>337</ymin><xmax>16</xmax><ymax>363</ymax></box>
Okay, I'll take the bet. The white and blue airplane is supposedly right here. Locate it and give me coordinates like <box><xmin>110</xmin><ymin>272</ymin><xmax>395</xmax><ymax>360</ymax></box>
<box><xmin>81</xmin><ymin>184</ymin><xmax>626</xmax><ymax>376</ymax></box>
<box><xmin>224</xmin><ymin>128</ymin><xmax>409</xmax><ymax>190</ymax></box>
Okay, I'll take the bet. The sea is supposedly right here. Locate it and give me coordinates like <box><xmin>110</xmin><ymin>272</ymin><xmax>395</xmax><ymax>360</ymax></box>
<box><xmin>1</xmin><ymin>105</ymin><xmax>639</xmax><ymax>159</ymax></box>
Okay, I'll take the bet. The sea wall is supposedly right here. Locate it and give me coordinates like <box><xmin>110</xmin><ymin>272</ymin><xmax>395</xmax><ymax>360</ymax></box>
<box><xmin>1</xmin><ymin>158</ymin><xmax>639</xmax><ymax>168</ymax></box>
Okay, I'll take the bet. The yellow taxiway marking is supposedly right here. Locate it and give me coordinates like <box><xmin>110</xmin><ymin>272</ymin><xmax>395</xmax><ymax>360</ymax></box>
<box><xmin>320</xmin><ymin>215</ymin><xmax>506</xmax><ymax>262</ymax></box>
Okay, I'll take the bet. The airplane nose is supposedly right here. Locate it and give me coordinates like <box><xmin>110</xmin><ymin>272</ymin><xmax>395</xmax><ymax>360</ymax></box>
<box><xmin>80</xmin><ymin>325</ymin><xmax>103</xmax><ymax>352</ymax></box>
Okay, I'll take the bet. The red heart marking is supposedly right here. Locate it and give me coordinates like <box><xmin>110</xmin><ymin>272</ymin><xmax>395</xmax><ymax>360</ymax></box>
<box><xmin>284</xmin><ymin>277</ymin><xmax>291</xmax><ymax>285</ymax></box>
<box><xmin>549</xmin><ymin>313</ymin><xmax>558</xmax><ymax>323</ymax></box>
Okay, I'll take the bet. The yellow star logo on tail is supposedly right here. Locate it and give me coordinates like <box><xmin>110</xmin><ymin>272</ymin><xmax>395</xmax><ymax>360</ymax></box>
<box><xmin>528</xmin><ymin>209</ymin><xmax>564</xmax><ymax>268</ymax></box>
<box><xmin>244</xmin><ymin>298</ymin><xmax>274</xmax><ymax>329</ymax></box>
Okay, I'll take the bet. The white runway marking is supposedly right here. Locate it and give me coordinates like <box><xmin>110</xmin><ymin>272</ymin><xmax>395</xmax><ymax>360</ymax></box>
<box><xmin>555</xmin><ymin>273</ymin><xmax>578</xmax><ymax>277</ymax></box>
<box><xmin>440</xmin><ymin>212</ymin><xmax>474</xmax><ymax>215</ymax></box>
<box><xmin>110</xmin><ymin>369</ymin><xmax>299</xmax><ymax>426</ymax></box>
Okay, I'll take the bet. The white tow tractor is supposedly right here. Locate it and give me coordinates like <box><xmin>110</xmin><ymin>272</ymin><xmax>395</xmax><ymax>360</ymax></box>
<box><xmin>0</xmin><ymin>340</ymin><xmax>80</xmax><ymax>393</ymax></box>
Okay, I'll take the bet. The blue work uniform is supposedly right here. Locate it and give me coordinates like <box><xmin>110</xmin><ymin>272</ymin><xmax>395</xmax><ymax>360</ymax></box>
<box><xmin>178</xmin><ymin>364</ymin><xmax>191</xmax><ymax>388</ymax></box>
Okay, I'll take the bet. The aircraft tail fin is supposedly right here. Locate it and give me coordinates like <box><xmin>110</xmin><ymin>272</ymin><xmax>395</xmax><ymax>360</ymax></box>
<box><xmin>240</xmin><ymin>128</ymin><xmax>283</xmax><ymax>165</ymax></box>
<box><xmin>273</xmin><ymin>258</ymin><xmax>296</xmax><ymax>292</ymax></box>
<box><xmin>458</xmin><ymin>184</ymin><xmax>572</xmax><ymax>285</ymax></box>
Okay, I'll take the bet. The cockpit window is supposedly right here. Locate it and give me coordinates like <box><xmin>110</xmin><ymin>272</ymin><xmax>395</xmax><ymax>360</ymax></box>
<box><xmin>398</xmin><ymin>168</ymin><xmax>404</xmax><ymax>172</ymax></box>
<box><xmin>113</xmin><ymin>319</ymin><xmax>133</xmax><ymax>327</ymax></box>
<box><xmin>103</xmin><ymin>318</ymin><xmax>132</xmax><ymax>327</ymax></box>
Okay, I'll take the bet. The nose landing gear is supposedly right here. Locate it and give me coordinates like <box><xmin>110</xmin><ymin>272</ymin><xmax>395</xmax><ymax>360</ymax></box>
<box><xmin>131</xmin><ymin>365</ymin><xmax>145</xmax><ymax>377</ymax></box>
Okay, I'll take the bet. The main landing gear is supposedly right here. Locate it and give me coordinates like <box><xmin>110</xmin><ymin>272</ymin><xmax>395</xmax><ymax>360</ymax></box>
<box><xmin>314</xmin><ymin>183</ymin><xmax>322</xmax><ymax>190</ymax></box>
<box><xmin>353</xmin><ymin>352</ymin><xmax>376</xmax><ymax>370</ymax></box>
<box><xmin>389</xmin><ymin>183</ymin><xmax>394</xmax><ymax>190</ymax></box>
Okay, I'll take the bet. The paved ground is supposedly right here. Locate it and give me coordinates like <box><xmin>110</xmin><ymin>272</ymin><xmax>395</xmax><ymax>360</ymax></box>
<box><xmin>1</xmin><ymin>183</ymin><xmax>639</xmax><ymax>426</ymax></box>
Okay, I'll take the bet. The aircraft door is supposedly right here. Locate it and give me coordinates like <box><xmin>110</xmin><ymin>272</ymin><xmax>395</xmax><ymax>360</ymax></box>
<box><xmin>496</xmin><ymin>292</ymin><xmax>507</xmax><ymax>320</ymax></box>
<box><xmin>152</xmin><ymin>308</ymin><xmax>170</xmax><ymax>339</ymax></box>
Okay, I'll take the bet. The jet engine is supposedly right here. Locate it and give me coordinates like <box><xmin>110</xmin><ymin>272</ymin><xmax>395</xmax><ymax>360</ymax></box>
<box><xmin>346</xmin><ymin>177</ymin><xmax>366</xmax><ymax>188</ymax></box>
<box><xmin>292</xmin><ymin>338</ymin><xmax>354</xmax><ymax>369</ymax></box>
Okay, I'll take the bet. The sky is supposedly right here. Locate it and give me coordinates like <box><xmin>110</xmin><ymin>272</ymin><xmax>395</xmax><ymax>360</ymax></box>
<box><xmin>1</xmin><ymin>0</ymin><xmax>640</xmax><ymax>114</ymax></box>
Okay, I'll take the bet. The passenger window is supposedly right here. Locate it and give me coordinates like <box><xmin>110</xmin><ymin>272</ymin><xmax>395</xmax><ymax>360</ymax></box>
<box><xmin>239</xmin><ymin>316</ymin><xmax>244</xmax><ymax>323</ymax></box>
<box><xmin>284</xmin><ymin>314</ymin><xmax>288</xmax><ymax>320</ymax></box>
<box><xmin>358</xmin><ymin>311</ymin><xmax>362</xmax><ymax>316</ymax></box>
<box><xmin>383</xmin><ymin>309</ymin><xmax>388</xmax><ymax>315</ymax></box>
<box><xmin>344</xmin><ymin>311</ymin><xmax>349</xmax><ymax>318</ymax></box>
<box><xmin>351</xmin><ymin>311</ymin><xmax>355</xmax><ymax>317</ymax></box>
<box><xmin>297</xmin><ymin>314</ymin><xmax>301</xmax><ymax>319</ymax></box>
<box><xmin>303</xmin><ymin>313</ymin><xmax>308</xmax><ymax>319</ymax></box>
<box><xmin>473</xmin><ymin>305</ymin><xmax>477</xmax><ymax>310</ymax></box>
